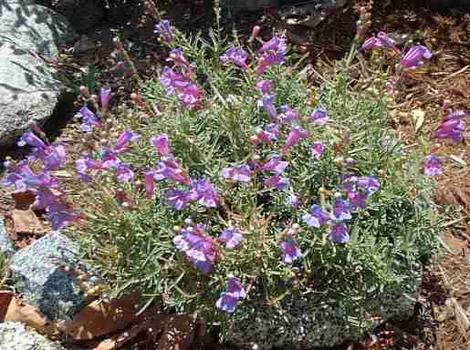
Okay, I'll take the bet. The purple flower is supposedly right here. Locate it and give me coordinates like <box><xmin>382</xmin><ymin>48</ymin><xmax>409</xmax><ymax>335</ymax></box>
<box><xmin>116</xmin><ymin>164</ymin><xmax>134</xmax><ymax>182</ymax></box>
<box><xmin>168</xmin><ymin>48</ymin><xmax>192</xmax><ymax>74</ymax></box>
<box><xmin>286</xmin><ymin>194</ymin><xmax>300</xmax><ymax>208</ymax></box>
<box><xmin>446</xmin><ymin>110</ymin><xmax>467</xmax><ymax>120</ymax></box>
<box><xmin>310</xmin><ymin>109</ymin><xmax>328</xmax><ymax>126</ymax></box>
<box><xmin>47</xmin><ymin>203</ymin><xmax>80</xmax><ymax>230</ymax></box>
<box><xmin>361</xmin><ymin>32</ymin><xmax>398</xmax><ymax>52</ymax></box>
<box><xmin>32</xmin><ymin>144</ymin><xmax>66</xmax><ymax>171</ymax></box>
<box><xmin>302</xmin><ymin>204</ymin><xmax>331</xmax><ymax>228</ymax></box>
<box><xmin>144</xmin><ymin>170</ymin><xmax>155</xmax><ymax>198</ymax></box>
<box><xmin>423</xmin><ymin>154</ymin><xmax>443</xmax><ymax>176</ymax></box>
<box><xmin>220</xmin><ymin>47</ymin><xmax>249</xmax><ymax>69</ymax></box>
<box><xmin>189</xmin><ymin>179</ymin><xmax>220</xmax><ymax>208</ymax></box>
<box><xmin>356</xmin><ymin>176</ymin><xmax>380</xmax><ymax>195</ymax></box>
<box><xmin>434</xmin><ymin>118</ymin><xmax>465</xmax><ymax>142</ymax></box>
<box><xmin>173</xmin><ymin>229</ymin><xmax>217</xmax><ymax>274</ymax></box>
<box><xmin>346</xmin><ymin>191</ymin><xmax>368</xmax><ymax>210</ymax></box>
<box><xmin>151</xmin><ymin>134</ymin><xmax>171</xmax><ymax>157</ymax></box>
<box><xmin>75</xmin><ymin>155</ymin><xmax>103</xmax><ymax>182</ymax></box>
<box><xmin>77</xmin><ymin>106</ymin><xmax>100</xmax><ymax>133</ymax></box>
<box><xmin>400</xmin><ymin>45</ymin><xmax>432</xmax><ymax>69</ymax></box>
<box><xmin>100</xmin><ymin>150</ymin><xmax>121</xmax><ymax>169</ymax></box>
<box><xmin>219</xmin><ymin>228</ymin><xmax>243</xmax><ymax>249</ymax></box>
<box><xmin>177</xmin><ymin>82</ymin><xmax>203</xmax><ymax>109</ymax></box>
<box><xmin>160</xmin><ymin>67</ymin><xmax>185</xmax><ymax>95</ymax></box>
<box><xmin>329</xmin><ymin>222</ymin><xmax>349</xmax><ymax>244</ymax></box>
<box><xmin>154</xmin><ymin>158</ymin><xmax>190</xmax><ymax>185</ymax></box>
<box><xmin>278</xmin><ymin>105</ymin><xmax>299</xmax><ymax>123</ymax></box>
<box><xmin>100</xmin><ymin>87</ymin><xmax>112</xmax><ymax>112</ymax></box>
<box><xmin>221</xmin><ymin>164</ymin><xmax>252</xmax><ymax>183</ymax></box>
<box><xmin>264</xmin><ymin>175</ymin><xmax>289</xmax><ymax>190</ymax></box>
<box><xmin>216</xmin><ymin>293</ymin><xmax>238</xmax><ymax>313</ymax></box>
<box><xmin>18</xmin><ymin>131</ymin><xmax>45</xmax><ymax>148</ymax></box>
<box><xmin>34</xmin><ymin>187</ymin><xmax>61</xmax><ymax>210</ymax></box>
<box><xmin>332</xmin><ymin>199</ymin><xmax>352</xmax><ymax>221</ymax></box>
<box><xmin>260</xmin><ymin>155</ymin><xmax>288</xmax><ymax>175</ymax></box>
<box><xmin>282</xmin><ymin>126</ymin><xmax>308</xmax><ymax>154</ymax></box>
<box><xmin>256</xmin><ymin>123</ymin><xmax>280</xmax><ymax>143</ymax></box>
<box><xmin>280</xmin><ymin>238</ymin><xmax>302</xmax><ymax>264</ymax></box>
<box><xmin>165</xmin><ymin>188</ymin><xmax>192</xmax><ymax>210</ymax></box>
<box><xmin>257</xmin><ymin>36</ymin><xmax>287</xmax><ymax>74</ymax></box>
<box><xmin>261</xmin><ymin>95</ymin><xmax>277</xmax><ymax>120</ymax></box>
<box><xmin>310</xmin><ymin>142</ymin><xmax>326</xmax><ymax>160</ymax></box>
<box><xmin>226</xmin><ymin>277</ymin><xmax>246</xmax><ymax>299</ymax></box>
<box><xmin>113</xmin><ymin>130</ymin><xmax>140</xmax><ymax>154</ymax></box>
<box><xmin>256</xmin><ymin>80</ymin><xmax>272</xmax><ymax>95</ymax></box>
<box><xmin>154</xmin><ymin>20</ymin><xmax>174</xmax><ymax>42</ymax></box>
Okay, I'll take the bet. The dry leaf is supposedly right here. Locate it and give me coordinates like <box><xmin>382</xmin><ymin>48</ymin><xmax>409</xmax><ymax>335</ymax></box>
<box><xmin>11</xmin><ymin>192</ymin><xmax>36</xmax><ymax>210</ymax></box>
<box><xmin>5</xmin><ymin>296</ymin><xmax>58</xmax><ymax>336</ymax></box>
<box><xmin>411</xmin><ymin>108</ymin><xmax>425</xmax><ymax>133</ymax></box>
<box><xmin>0</xmin><ymin>290</ymin><xmax>14</xmax><ymax>321</ymax></box>
<box><xmin>10</xmin><ymin>209</ymin><xmax>48</xmax><ymax>235</ymax></box>
<box><xmin>57</xmin><ymin>294</ymin><xmax>140</xmax><ymax>341</ymax></box>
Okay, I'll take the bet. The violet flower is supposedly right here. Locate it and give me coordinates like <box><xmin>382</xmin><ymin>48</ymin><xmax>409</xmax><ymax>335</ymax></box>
<box><xmin>34</xmin><ymin>187</ymin><xmax>61</xmax><ymax>210</ymax></box>
<box><xmin>302</xmin><ymin>204</ymin><xmax>331</xmax><ymax>228</ymax></box>
<box><xmin>189</xmin><ymin>179</ymin><xmax>220</xmax><ymax>208</ymax></box>
<box><xmin>77</xmin><ymin>106</ymin><xmax>100</xmax><ymax>133</ymax></box>
<box><xmin>151</xmin><ymin>134</ymin><xmax>171</xmax><ymax>157</ymax></box>
<box><xmin>216</xmin><ymin>277</ymin><xmax>246</xmax><ymax>313</ymax></box>
<box><xmin>256</xmin><ymin>36</ymin><xmax>287</xmax><ymax>74</ymax></box>
<box><xmin>116</xmin><ymin>164</ymin><xmax>134</xmax><ymax>183</ymax></box>
<box><xmin>329</xmin><ymin>222</ymin><xmax>349</xmax><ymax>244</ymax></box>
<box><xmin>256</xmin><ymin>80</ymin><xmax>272</xmax><ymax>95</ymax></box>
<box><xmin>286</xmin><ymin>194</ymin><xmax>300</xmax><ymax>208</ymax></box>
<box><xmin>18</xmin><ymin>131</ymin><xmax>45</xmax><ymax>148</ymax></box>
<box><xmin>177</xmin><ymin>82</ymin><xmax>203</xmax><ymax>109</ymax></box>
<box><xmin>423</xmin><ymin>154</ymin><xmax>443</xmax><ymax>176</ymax></box>
<box><xmin>100</xmin><ymin>87</ymin><xmax>112</xmax><ymax>112</ymax></box>
<box><xmin>310</xmin><ymin>108</ymin><xmax>329</xmax><ymax>126</ymax></box>
<box><xmin>221</xmin><ymin>164</ymin><xmax>252</xmax><ymax>183</ymax></box>
<box><xmin>168</xmin><ymin>48</ymin><xmax>193</xmax><ymax>74</ymax></box>
<box><xmin>173</xmin><ymin>229</ymin><xmax>217</xmax><ymax>274</ymax></box>
<box><xmin>219</xmin><ymin>228</ymin><xmax>243</xmax><ymax>249</ymax></box>
<box><xmin>282</xmin><ymin>126</ymin><xmax>308</xmax><ymax>154</ymax></box>
<box><xmin>278</xmin><ymin>105</ymin><xmax>299</xmax><ymax>123</ymax></box>
<box><xmin>160</xmin><ymin>66</ymin><xmax>185</xmax><ymax>95</ymax></box>
<box><xmin>346</xmin><ymin>191</ymin><xmax>368</xmax><ymax>210</ymax></box>
<box><xmin>264</xmin><ymin>175</ymin><xmax>289</xmax><ymax>190</ymax></box>
<box><xmin>226</xmin><ymin>277</ymin><xmax>246</xmax><ymax>299</ymax></box>
<box><xmin>434</xmin><ymin>118</ymin><xmax>465</xmax><ymax>142</ymax></box>
<box><xmin>400</xmin><ymin>45</ymin><xmax>432</xmax><ymax>69</ymax></box>
<box><xmin>332</xmin><ymin>199</ymin><xmax>352</xmax><ymax>221</ymax></box>
<box><xmin>260</xmin><ymin>155</ymin><xmax>288</xmax><ymax>175</ymax></box>
<box><xmin>220</xmin><ymin>47</ymin><xmax>249</xmax><ymax>69</ymax></box>
<box><xmin>75</xmin><ymin>155</ymin><xmax>103</xmax><ymax>182</ymax></box>
<box><xmin>280</xmin><ymin>238</ymin><xmax>302</xmax><ymax>264</ymax></box>
<box><xmin>154</xmin><ymin>158</ymin><xmax>190</xmax><ymax>185</ymax></box>
<box><xmin>47</xmin><ymin>203</ymin><xmax>80</xmax><ymax>230</ymax></box>
<box><xmin>310</xmin><ymin>142</ymin><xmax>326</xmax><ymax>160</ymax></box>
<box><xmin>361</xmin><ymin>32</ymin><xmax>398</xmax><ymax>52</ymax></box>
<box><xmin>256</xmin><ymin>123</ymin><xmax>280</xmax><ymax>143</ymax></box>
<box><xmin>261</xmin><ymin>95</ymin><xmax>277</xmax><ymax>120</ymax></box>
<box><xmin>356</xmin><ymin>176</ymin><xmax>380</xmax><ymax>195</ymax></box>
<box><xmin>144</xmin><ymin>170</ymin><xmax>155</xmax><ymax>198</ymax></box>
<box><xmin>113</xmin><ymin>130</ymin><xmax>140</xmax><ymax>154</ymax></box>
<box><xmin>165</xmin><ymin>188</ymin><xmax>192</xmax><ymax>210</ymax></box>
<box><xmin>154</xmin><ymin>20</ymin><xmax>174</xmax><ymax>43</ymax></box>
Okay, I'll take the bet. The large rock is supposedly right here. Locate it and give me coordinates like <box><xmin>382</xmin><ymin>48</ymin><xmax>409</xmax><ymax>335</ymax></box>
<box><xmin>51</xmin><ymin>0</ymin><xmax>105</xmax><ymax>33</ymax></box>
<box><xmin>0</xmin><ymin>0</ymin><xmax>75</xmax><ymax>146</ymax></box>
<box><xmin>0</xmin><ymin>322</ymin><xmax>64</xmax><ymax>350</ymax></box>
<box><xmin>9</xmin><ymin>232</ymin><xmax>93</xmax><ymax>321</ymax></box>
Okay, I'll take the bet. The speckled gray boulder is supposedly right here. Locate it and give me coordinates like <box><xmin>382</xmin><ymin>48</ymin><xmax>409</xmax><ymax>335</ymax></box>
<box><xmin>0</xmin><ymin>322</ymin><xmax>64</xmax><ymax>350</ymax></box>
<box><xmin>227</xmin><ymin>276</ymin><xmax>420</xmax><ymax>349</ymax></box>
<box><xmin>0</xmin><ymin>0</ymin><xmax>75</xmax><ymax>146</ymax></box>
<box><xmin>9</xmin><ymin>232</ymin><xmax>90</xmax><ymax>321</ymax></box>
<box><xmin>0</xmin><ymin>219</ymin><xmax>16</xmax><ymax>257</ymax></box>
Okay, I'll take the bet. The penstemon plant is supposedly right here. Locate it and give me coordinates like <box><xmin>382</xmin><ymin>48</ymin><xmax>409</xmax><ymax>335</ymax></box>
<box><xmin>2</xmin><ymin>19</ymin><xmax>443</xmax><ymax>344</ymax></box>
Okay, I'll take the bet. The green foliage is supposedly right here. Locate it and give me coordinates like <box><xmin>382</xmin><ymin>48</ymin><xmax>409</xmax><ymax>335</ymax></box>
<box><xmin>72</xmin><ymin>30</ymin><xmax>441</xmax><ymax>331</ymax></box>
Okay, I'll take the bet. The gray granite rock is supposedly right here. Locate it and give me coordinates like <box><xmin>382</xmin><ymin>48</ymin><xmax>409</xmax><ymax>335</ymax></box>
<box><xmin>9</xmin><ymin>232</ymin><xmax>90</xmax><ymax>321</ymax></box>
<box><xmin>0</xmin><ymin>0</ymin><xmax>75</xmax><ymax>146</ymax></box>
<box><xmin>0</xmin><ymin>219</ymin><xmax>16</xmax><ymax>257</ymax></box>
<box><xmin>51</xmin><ymin>0</ymin><xmax>105</xmax><ymax>33</ymax></box>
<box><xmin>0</xmin><ymin>322</ymin><xmax>64</xmax><ymax>350</ymax></box>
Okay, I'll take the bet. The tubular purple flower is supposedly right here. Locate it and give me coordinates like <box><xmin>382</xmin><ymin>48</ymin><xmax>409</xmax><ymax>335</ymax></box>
<box><xmin>221</xmin><ymin>165</ymin><xmax>252</xmax><ymax>183</ymax></box>
<box><xmin>160</xmin><ymin>66</ymin><xmax>184</xmax><ymax>95</ymax></box>
<box><xmin>100</xmin><ymin>150</ymin><xmax>121</xmax><ymax>170</ymax></box>
<box><xmin>256</xmin><ymin>36</ymin><xmax>287</xmax><ymax>74</ymax></box>
<box><xmin>219</xmin><ymin>228</ymin><xmax>243</xmax><ymax>249</ymax></box>
<box><xmin>168</xmin><ymin>48</ymin><xmax>192</xmax><ymax>74</ymax></box>
<box><xmin>434</xmin><ymin>118</ymin><xmax>465</xmax><ymax>142</ymax></box>
<box><xmin>332</xmin><ymin>199</ymin><xmax>352</xmax><ymax>221</ymax></box>
<box><xmin>216</xmin><ymin>293</ymin><xmax>238</xmax><ymax>313</ymax></box>
<box><xmin>423</xmin><ymin>154</ymin><xmax>443</xmax><ymax>176</ymax></box>
<box><xmin>346</xmin><ymin>191</ymin><xmax>368</xmax><ymax>210</ymax></box>
<box><xmin>113</xmin><ymin>130</ymin><xmax>140</xmax><ymax>154</ymax></box>
<box><xmin>280</xmin><ymin>238</ymin><xmax>302</xmax><ymax>264</ymax></box>
<box><xmin>220</xmin><ymin>47</ymin><xmax>249</xmax><ymax>69</ymax></box>
<box><xmin>310</xmin><ymin>142</ymin><xmax>326</xmax><ymax>160</ymax></box>
<box><xmin>226</xmin><ymin>277</ymin><xmax>246</xmax><ymax>299</ymax></box>
<box><xmin>356</xmin><ymin>176</ymin><xmax>380</xmax><ymax>195</ymax></box>
<box><xmin>151</xmin><ymin>134</ymin><xmax>171</xmax><ymax>157</ymax></box>
<box><xmin>282</xmin><ymin>126</ymin><xmax>308</xmax><ymax>154</ymax></box>
<box><xmin>177</xmin><ymin>83</ymin><xmax>203</xmax><ymax>109</ymax></box>
<box><xmin>189</xmin><ymin>179</ymin><xmax>220</xmax><ymax>208</ymax></box>
<box><xmin>154</xmin><ymin>158</ymin><xmax>190</xmax><ymax>185</ymax></box>
<box><xmin>34</xmin><ymin>187</ymin><xmax>61</xmax><ymax>210</ymax></box>
<box><xmin>165</xmin><ymin>188</ymin><xmax>192</xmax><ymax>210</ymax></box>
<box><xmin>310</xmin><ymin>108</ymin><xmax>329</xmax><ymax>126</ymax></box>
<box><xmin>261</xmin><ymin>95</ymin><xmax>277</xmax><ymax>120</ymax></box>
<box><xmin>77</xmin><ymin>106</ymin><xmax>100</xmax><ymax>133</ymax></box>
<box><xmin>100</xmin><ymin>87</ymin><xmax>112</xmax><ymax>111</ymax></box>
<box><xmin>75</xmin><ymin>155</ymin><xmax>103</xmax><ymax>182</ymax></box>
<box><xmin>256</xmin><ymin>123</ymin><xmax>280</xmax><ymax>143</ymax></box>
<box><xmin>286</xmin><ymin>194</ymin><xmax>300</xmax><ymax>208</ymax></box>
<box><xmin>278</xmin><ymin>105</ymin><xmax>299</xmax><ymax>123</ymax></box>
<box><xmin>264</xmin><ymin>175</ymin><xmax>289</xmax><ymax>190</ymax></box>
<box><xmin>400</xmin><ymin>45</ymin><xmax>432</xmax><ymax>69</ymax></box>
<box><xmin>173</xmin><ymin>229</ymin><xmax>217</xmax><ymax>274</ymax></box>
<box><xmin>144</xmin><ymin>170</ymin><xmax>155</xmax><ymax>198</ymax></box>
<box><xmin>260</xmin><ymin>155</ymin><xmax>288</xmax><ymax>175</ymax></box>
<box><xmin>154</xmin><ymin>20</ymin><xmax>174</xmax><ymax>43</ymax></box>
<box><xmin>18</xmin><ymin>131</ymin><xmax>46</xmax><ymax>148</ymax></box>
<box><xmin>47</xmin><ymin>203</ymin><xmax>80</xmax><ymax>230</ymax></box>
<box><xmin>329</xmin><ymin>222</ymin><xmax>349</xmax><ymax>244</ymax></box>
<box><xmin>116</xmin><ymin>164</ymin><xmax>134</xmax><ymax>183</ymax></box>
<box><xmin>302</xmin><ymin>204</ymin><xmax>331</xmax><ymax>228</ymax></box>
<box><xmin>361</xmin><ymin>32</ymin><xmax>398</xmax><ymax>52</ymax></box>
<box><xmin>256</xmin><ymin>80</ymin><xmax>272</xmax><ymax>95</ymax></box>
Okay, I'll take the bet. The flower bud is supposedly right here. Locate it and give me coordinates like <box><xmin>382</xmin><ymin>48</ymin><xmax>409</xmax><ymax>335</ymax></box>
<box><xmin>251</xmin><ymin>25</ymin><xmax>261</xmax><ymax>40</ymax></box>
<box><xmin>80</xmin><ymin>86</ymin><xmax>91</xmax><ymax>98</ymax></box>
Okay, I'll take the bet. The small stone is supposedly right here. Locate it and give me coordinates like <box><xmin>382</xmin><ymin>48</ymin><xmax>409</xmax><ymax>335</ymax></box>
<box><xmin>0</xmin><ymin>322</ymin><xmax>64</xmax><ymax>350</ymax></box>
<box><xmin>9</xmin><ymin>232</ymin><xmax>94</xmax><ymax>321</ymax></box>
